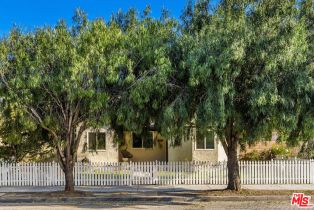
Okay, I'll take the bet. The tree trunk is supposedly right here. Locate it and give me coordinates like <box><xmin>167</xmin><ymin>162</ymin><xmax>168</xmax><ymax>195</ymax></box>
<box><xmin>55</xmin><ymin>122</ymin><xmax>84</xmax><ymax>192</ymax></box>
<box><xmin>64</xmin><ymin>157</ymin><xmax>74</xmax><ymax>192</ymax></box>
<box><xmin>63</xmin><ymin>137</ymin><xmax>74</xmax><ymax>192</ymax></box>
<box><xmin>226</xmin><ymin>136</ymin><xmax>241</xmax><ymax>191</ymax></box>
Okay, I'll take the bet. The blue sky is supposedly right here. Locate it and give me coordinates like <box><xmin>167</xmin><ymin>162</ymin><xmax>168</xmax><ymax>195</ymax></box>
<box><xmin>0</xmin><ymin>0</ymin><xmax>219</xmax><ymax>37</ymax></box>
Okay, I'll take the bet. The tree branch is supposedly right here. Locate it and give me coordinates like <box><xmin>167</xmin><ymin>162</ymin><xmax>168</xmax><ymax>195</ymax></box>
<box><xmin>27</xmin><ymin>107</ymin><xmax>66</xmax><ymax>166</ymax></box>
<box><xmin>41</xmin><ymin>86</ymin><xmax>67</xmax><ymax>121</ymax></box>
<box><xmin>72</xmin><ymin>122</ymin><xmax>86</xmax><ymax>160</ymax></box>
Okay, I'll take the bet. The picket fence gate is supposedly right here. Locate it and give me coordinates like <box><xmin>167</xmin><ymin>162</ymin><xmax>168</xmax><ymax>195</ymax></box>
<box><xmin>0</xmin><ymin>159</ymin><xmax>313</xmax><ymax>186</ymax></box>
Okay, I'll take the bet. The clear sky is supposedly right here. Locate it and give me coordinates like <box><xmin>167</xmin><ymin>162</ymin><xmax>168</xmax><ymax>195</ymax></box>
<box><xmin>0</xmin><ymin>0</ymin><xmax>219</xmax><ymax>37</ymax></box>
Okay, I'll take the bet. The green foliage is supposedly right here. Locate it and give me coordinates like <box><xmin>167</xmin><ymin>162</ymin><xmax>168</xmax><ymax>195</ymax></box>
<box><xmin>0</xmin><ymin>11</ymin><xmax>130</xmax><ymax>185</ymax></box>
<box><xmin>241</xmin><ymin>145</ymin><xmax>294</xmax><ymax>161</ymax></box>
<box><xmin>0</xmin><ymin>1</ymin><xmax>310</xmax><ymax>160</ymax></box>
<box><xmin>266</xmin><ymin>145</ymin><xmax>293</xmax><ymax>160</ymax></box>
<box><xmin>298</xmin><ymin>139</ymin><xmax>314</xmax><ymax>159</ymax></box>
<box><xmin>241</xmin><ymin>150</ymin><xmax>260</xmax><ymax>161</ymax></box>
<box><xmin>284</xmin><ymin>0</ymin><xmax>314</xmax><ymax>146</ymax></box>
<box><xmin>111</xmin><ymin>8</ymin><xmax>179</xmax><ymax>138</ymax></box>
<box><xmin>0</xmin><ymin>0</ymin><xmax>313</xmax><ymax>191</ymax></box>
<box><xmin>0</xmin><ymin>102</ymin><xmax>53</xmax><ymax>162</ymax></box>
<box><xmin>160</xmin><ymin>0</ymin><xmax>313</xmax><ymax>149</ymax></box>
<box><xmin>0</xmin><ymin>124</ymin><xmax>54</xmax><ymax>163</ymax></box>
<box><xmin>181</xmin><ymin>0</ymin><xmax>212</xmax><ymax>34</ymax></box>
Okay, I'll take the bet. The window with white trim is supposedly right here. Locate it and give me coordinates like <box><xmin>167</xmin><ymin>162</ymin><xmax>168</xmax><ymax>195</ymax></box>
<box><xmin>88</xmin><ymin>132</ymin><xmax>106</xmax><ymax>150</ymax></box>
<box><xmin>196</xmin><ymin>130</ymin><xmax>215</xmax><ymax>149</ymax></box>
<box><xmin>132</xmin><ymin>132</ymin><xmax>153</xmax><ymax>149</ymax></box>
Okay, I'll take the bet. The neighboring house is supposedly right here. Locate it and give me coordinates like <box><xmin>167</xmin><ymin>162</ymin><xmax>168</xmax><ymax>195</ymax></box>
<box><xmin>77</xmin><ymin>127</ymin><xmax>227</xmax><ymax>163</ymax></box>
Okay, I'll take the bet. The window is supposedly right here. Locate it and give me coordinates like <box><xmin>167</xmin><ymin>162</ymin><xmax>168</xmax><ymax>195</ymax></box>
<box><xmin>88</xmin><ymin>132</ymin><xmax>106</xmax><ymax>150</ymax></box>
<box><xmin>132</xmin><ymin>133</ymin><xmax>142</xmax><ymax>148</ymax></box>
<box><xmin>183</xmin><ymin>127</ymin><xmax>194</xmax><ymax>141</ymax></box>
<box><xmin>132</xmin><ymin>132</ymin><xmax>153</xmax><ymax>149</ymax></box>
<box><xmin>196</xmin><ymin>130</ymin><xmax>215</xmax><ymax>150</ymax></box>
<box><xmin>143</xmin><ymin>131</ymin><xmax>153</xmax><ymax>148</ymax></box>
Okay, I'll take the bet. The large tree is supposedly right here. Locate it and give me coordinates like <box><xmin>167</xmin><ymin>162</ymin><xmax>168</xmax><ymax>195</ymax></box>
<box><xmin>110</xmin><ymin>7</ymin><xmax>180</xmax><ymax>137</ymax></box>
<box><xmin>288</xmin><ymin>0</ymin><xmax>314</xmax><ymax>145</ymax></box>
<box><xmin>0</xmin><ymin>11</ymin><xmax>129</xmax><ymax>191</ymax></box>
<box><xmin>161</xmin><ymin>0</ymin><xmax>310</xmax><ymax>191</ymax></box>
<box><xmin>285</xmin><ymin>0</ymin><xmax>314</xmax><ymax>158</ymax></box>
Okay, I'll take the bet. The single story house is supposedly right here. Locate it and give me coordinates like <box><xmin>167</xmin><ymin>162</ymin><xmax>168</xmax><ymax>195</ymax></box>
<box><xmin>77</xmin><ymin>127</ymin><xmax>227</xmax><ymax>163</ymax></box>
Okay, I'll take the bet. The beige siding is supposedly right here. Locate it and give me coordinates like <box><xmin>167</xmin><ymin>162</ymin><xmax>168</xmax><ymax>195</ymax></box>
<box><xmin>192</xmin><ymin>134</ymin><xmax>227</xmax><ymax>162</ymax></box>
<box><xmin>168</xmin><ymin>138</ymin><xmax>192</xmax><ymax>161</ymax></box>
<box><xmin>192</xmin><ymin>138</ymin><xmax>218</xmax><ymax>162</ymax></box>
<box><xmin>168</xmin><ymin>129</ymin><xmax>226</xmax><ymax>162</ymax></box>
<box><xmin>76</xmin><ymin>126</ymin><xmax>226</xmax><ymax>163</ymax></box>
<box><xmin>122</xmin><ymin>132</ymin><xmax>167</xmax><ymax>162</ymax></box>
<box><xmin>77</xmin><ymin>127</ymin><xmax>119</xmax><ymax>162</ymax></box>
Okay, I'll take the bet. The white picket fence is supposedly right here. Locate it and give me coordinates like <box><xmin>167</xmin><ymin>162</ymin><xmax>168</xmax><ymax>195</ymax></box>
<box><xmin>0</xmin><ymin>159</ymin><xmax>313</xmax><ymax>186</ymax></box>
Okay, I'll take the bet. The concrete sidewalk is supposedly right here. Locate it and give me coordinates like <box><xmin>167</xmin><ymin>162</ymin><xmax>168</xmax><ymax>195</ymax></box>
<box><xmin>0</xmin><ymin>184</ymin><xmax>313</xmax><ymax>193</ymax></box>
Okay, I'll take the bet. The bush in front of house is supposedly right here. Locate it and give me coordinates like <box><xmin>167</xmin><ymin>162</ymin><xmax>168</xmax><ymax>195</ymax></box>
<box><xmin>298</xmin><ymin>139</ymin><xmax>314</xmax><ymax>159</ymax></box>
<box><xmin>241</xmin><ymin>145</ymin><xmax>294</xmax><ymax>160</ymax></box>
<box><xmin>241</xmin><ymin>150</ymin><xmax>260</xmax><ymax>161</ymax></box>
<box><xmin>267</xmin><ymin>145</ymin><xmax>292</xmax><ymax>160</ymax></box>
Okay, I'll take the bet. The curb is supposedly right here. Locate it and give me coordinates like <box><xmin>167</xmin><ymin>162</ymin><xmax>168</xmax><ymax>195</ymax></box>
<box><xmin>0</xmin><ymin>195</ymin><xmax>291</xmax><ymax>204</ymax></box>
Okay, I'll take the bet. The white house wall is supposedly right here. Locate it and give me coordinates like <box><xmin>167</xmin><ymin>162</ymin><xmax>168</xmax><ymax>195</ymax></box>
<box><xmin>217</xmin><ymin>140</ymin><xmax>228</xmax><ymax>162</ymax></box>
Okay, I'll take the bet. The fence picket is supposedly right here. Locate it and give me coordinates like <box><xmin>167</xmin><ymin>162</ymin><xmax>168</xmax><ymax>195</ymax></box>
<box><xmin>309</xmin><ymin>160</ymin><xmax>312</xmax><ymax>184</ymax></box>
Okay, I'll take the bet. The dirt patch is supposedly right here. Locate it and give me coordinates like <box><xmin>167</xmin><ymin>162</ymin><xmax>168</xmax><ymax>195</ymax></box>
<box><xmin>5</xmin><ymin>191</ymin><xmax>94</xmax><ymax>198</ymax></box>
<box><xmin>204</xmin><ymin>189</ymin><xmax>314</xmax><ymax>196</ymax></box>
<box><xmin>38</xmin><ymin>191</ymin><xmax>94</xmax><ymax>197</ymax></box>
<box><xmin>160</xmin><ymin>189</ymin><xmax>314</xmax><ymax>197</ymax></box>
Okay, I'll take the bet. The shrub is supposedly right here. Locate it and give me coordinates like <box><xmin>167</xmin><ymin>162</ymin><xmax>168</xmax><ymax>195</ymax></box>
<box><xmin>241</xmin><ymin>144</ymin><xmax>294</xmax><ymax>160</ymax></box>
<box><xmin>268</xmin><ymin>145</ymin><xmax>292</xmax><ymax>159</ymax></box>
<box><xmin>241</xmin><ymin>150</ymin><xmax>260</xmax><ymax>160</ymax></box>
<box><xmin>298</xmin><ymin>139</ymin><xmax>314</xmax><ymax>159</ymax></box>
